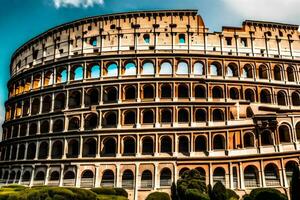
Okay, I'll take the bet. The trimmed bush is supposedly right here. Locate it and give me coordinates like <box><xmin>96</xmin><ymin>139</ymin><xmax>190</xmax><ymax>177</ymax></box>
<box><xmin>226</xmin><ymin>189</ymin><xmax>239</xmax><ymax>200</ymax></box>
<box><xmin>146</xmin><ymin>192</ymin><xmax>170</xmax><ymax>200</ymax></box>
<box><xmin>290</xmin><ymin>166</ymin><xmax>300</xmax><ymax>200</ymax></box>
<box><xmin>249</xmin><ymin>188</ymin><xmax>287</xmax><ymax>200</ymax></box>
<box><xmin>210</xmin><ymin>181</ymin><xmax>227</xmax><ymax>200</ymax></box>
<box><xmin>90</xmin><ymin>187</ymin><xmax>116</xmax><ymax>196</ymax></box>
<box><xmin>185</xmin><ymin>189</ymin><xmax>210</xmax><ymax>200</ymax></box>
<box><xmin>114</xmin><ymin>188</ymin><xmax>128</xmax><ymax>198</ymax></box>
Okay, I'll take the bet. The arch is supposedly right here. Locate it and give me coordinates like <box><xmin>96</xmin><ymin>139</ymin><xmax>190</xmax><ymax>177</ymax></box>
<box><xmin>44</xmin><ymin>70</ymin><xmax>54</xmax><ymax>86</ymax></box>
<box><xmin>287</xmin><ymin>66</ymin><xmax>295</xmax><ymax>82</ymax></box>
<box><xmin>195</xmin><ymin>109</ymin><xmax>206</xmax><ymax>122</ymax></box>
<box><xmin>264</xmin><ymin>163</ymin><xmax>280</xmax><ymax>186</ymax></box>
<box><xmin>142</xmin><ymin>137</ymin><xmax>154</xmax><ymax>155</ymax></box>
<box><xmin>285</xmin><ymin>161</ymin><xmax>298</xmax><ymax>186</ymax></box>
<box><xmin>124</xmin><ymin>62</ymin><xmax>136</xmax><ymax>76</ymax></box>
<box><xmin>104</xmin><ymin>86</ymin><xmax>118</xmax><ymax>102</ymax></box>
<box><xmin>212</xmin><ymin>86</ymin><xmax>223</xmax><ymax>98</ymax></box>
<box><xmin>160</xmin><ymin>136</ymin><xmax>172</xmax><ymax>153</ymax></box>
<box><xmin>242</xmin><ymin>64</ymin><xmax>253</xmax><ymax>78</ymax></box>
<box><xmin>101</xmin><ymin>170</ymin><xmax>114</xmax><ymax>187</ymax></box>
<box><xmin>29</xmin><ymin>123</ymin><xmax>37</xmax><ymax>135</ymax></box>
<box><xmin>142</xmin><ymin>61</ymin><xmax>155</xmax><ymax>75</ymax></box>
<box><xmin>292</xmin><ymin>92</ymin><xmax>300</xmax><ymax>106</ymax></box>
<box><xmin>279</xmin><ymin>124</ymin><xmax>291</xmax><ymax>143</ymax></box>
<box><xmin>277</xmin><ymin>91</ymin><xmax>287</xmax><ymax>106</ymax></box>
<box><xmin>273</xmin><ymin>65</ymin><xmax>282</xmax><ymax>81</ymax></box>
<box><xmin>123</xmin><ymin>137</ymin><xmax>136</xmax><ymax>155</ymax></box>
<box><xmin>261</xmin><ymin>130</ymin><xmax>274</xmax><ymax>146</ymax></box>
<box><xmin>194</xmin><ymin>62</ymin><xmax>204</xmax><ymax>75</ymax></box>
<box><xmin>124</xmin><ymin>110</ymin><xmax>136</xmax><ymax>125</ymax></box>
<box><xmin>56</xmin><ymin>68</ymin><xmax>67</xmax><ymax>83</ymax></box>
<box><xmin>50</xmin><ymin>171</ymin><xmax>60</xmax><ymax>181</ymax></box>
<box><xmin>296</xmin><ymin>122</ymin><xmax>300</xmax><ymax>140</ymax></box>
<box><xmin>81</xmin><ymin>170</ymin><xmax>94</xmax><ymax>187</ymax></box>
<box><xmin>213</xmin><ymin>109</ymin><xmax>224</xmax><ymax>122</ymax></box>
<box><xmin>67</xmin><ymin>139</ymin><xmax>79</xmax><ymax>158</ymax></box>
<box><xmin>179</xmin><ymin>136</ymin><xmax>189</xmax><ymax>153</ymax></box>
<box><xmin>102</xmin><ymin>137</ymin><xmax>116</xmax><ymax>156</ymax></box>
<box><xmin>42</xmin><ymin>95</ymin><xmax>52</xmax><ymax>113</ymax></box>
<box><xmin>160</xmin><ymin>61</ymin><xmax>172</xmax><ymax>75</ymax></box>
<box><xmin>229</xmin><ymin>87</ymin><xmax>239</xmax><ymax>100</ymax></box>
<box><xmin>195</xmin><ymin>167</ymin><xmax>206</xmax><ymax>182</ymax></box>
<box><xmin>142</xmin><ymin>110</ymin><xmax>154</xmax><ymax>124</ymax></box>
<box><xmin>143</xmin><ymin>84</ymin><xmax>154</xmax><ymax>99</ymax></box>
<box><xmin>195</xmin><ymin>135</ymin><xmax>207</xmax><ymax>152</ymax></box>
<box><xmin>179</xmin><ymin>34</ymin><xmax>186</xmax><ymax>43</ymax></box>
<box><xmin>33</xmin><ymin>74</ymin><xmax>41</xmax><ymax>89</ymax></box>
<box><xmin>122</xmin><ymin>169</ymin><xmax>134</xmax><ymax>188</ymax></box>
<box><xmin>27</xmin><ymin>143</ymin><xmax>36</xmax><ymax>159</ymax></box>
<box><xmin>244</xmin><ymin>132</ymin><xmax>255</xmax><ymax>148</ymax></box>
<box><xmin>213</xmin><ymin>167</ymin><xmax>226</xmax><ymax>185</ymax></box>
<box><xmin>213</xmin><ymin>135</ymin><xmax>225</xmax><ymax>150</ymax></box>
<box><xmin>177</xmin><ymin>61</ymin><xmax>188</xmax><ymax>75</ymax></box>
<box><xmin>71</xmin><ymin>65</ymin><xmax>83</xmax><ymax>80</ymax></box>
<box><xmin>195</xmin><ymin>85</ymin><xmax>206</xmax><ymax>98</ymax></box>
<box><xmin>178</xmin><ymin>109</ymin><xmax>189</xmax><ymax>123</ymax></box>
<box><xmin>51</xmin><ymin>140</ymin><xmax>63</xmax><ymax>159</ymax></box>
<box><xmin>227</xmin><ymin>63</ymin><xmax>238</xmax><ymax>77</ymax></box>
<box><xmin>89</xmin><ymin>64</ymin><xmax>100</xmax><ymax>79</ymax></box>
<box><xmin>31</xmin><ymin>98</ymin><xmax>40</xmax><ymax>115</ymax></box>
<box><xmin>179</xmin><ymin>168</ymin><xmax>190</xmax><ymax>177</ymax></box>
<box><xmin>244</xmin><ymin>165</ymin><xmax>259</xmax><ymax>188</ymax></box>
<box><xmin>35</xmin><ymin>171</ymin><xmax>45</xmax><ymax>181</ymax></box>
<box><xmin>53</xmin><ymin>119</ymin><xmax>64</xmax><ymax>132</ymax></box>
<box><xmin>22</xmin><ymin>100</ymin><xmax>30</xmax><ymax>116</ymax></box>
<box><xmin>245</xmin><ymin>89</ymin><xmax>255</xmax><ymax>102</ymax></box>
<box><xmin>68</xmin><ymin>117</ymin><xmax>80</xmax><ymax>130</ymax></box>
<box><xmin>54</xmin><ymin>93</ymin><xmax>66</xmax><ymax>111</ymax></box>
<box><xmin>178</xmin><ymin>83</ymin><xmax>189</xmax><ymax>98</ymax></box>
<box><xmin>84</xmin><ymin>113</ymin><xmax>98</xmax><ymax>130</ymax></box>
<box><xmin>125</xmin><ymin>85</ymin><xmax>136</xmax><ymax>100</ymax></box>
<box><xmin>161</xmin><ymin>84</ymin><xmax>172</xmax><ymax>98</ymax></box>
<box><xmin>260</xmin><ymin>89</ymin><xmax>271</xmax><ymax>103</ymax></box>
<box><xmin>103</xmin><ymin>112</ymin><xmax>117</xmax><ymax>127</ymax></box>
<box><xmin>160</xmin><ymin>168</ymin><xmax>172</xmax><ymax>186</ymax></box>
<box><xmin>143</xmin><ymin>34</ymin><xmax>150</xmax><ymax>44</ymax></box>
<box><xmin>106</xmin><ymin>63</ymin><xmax>118</xmax><ymax>77</ymax></box>
<box><xmin>83</xmin><ymin>138</ymin><xmax>97</xmax><ymax>157</ymax></box>
<box><xmin>69</xmin><ymin>90</ymin><xmax>81</xmax><ymax>108</ymax></box>
<box><xmin>64</xmin><ymin>171</ymin><xmax>75</xmax><ymax>183</ymax></box>
<box><xmin>85</xmin><ymin>88</ymin><xmax>99</xmax><ymax>106</ymax></box>
<box><xmin>259</xmin><ymin>64</ymin><xmax>269</xmax><ymax>79</ymax></box>
<box><xmin>210</xmin><ymin>62</ymin><xmax>222</xmax><ymax>76</ymax></box>
<box><xmin>18</xmin><ymin>144</ymin><xmax>25</xmax><ymax>160</ymax></box>
<box><xmin>141</xmin><ymin>170</ymin><xmax>152</xmax><ymax>188</ymax></box>
<box><xmin>38</xmin><ymin>142</ymin><xmax>49</xmax><ymax>159</ymax></box>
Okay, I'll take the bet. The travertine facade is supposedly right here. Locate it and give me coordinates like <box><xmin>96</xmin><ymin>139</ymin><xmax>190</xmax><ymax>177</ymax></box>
<box><xmin>1</xmin><ymin>10</ymin><xmax>300</xmax><ymax>200</ymax></box>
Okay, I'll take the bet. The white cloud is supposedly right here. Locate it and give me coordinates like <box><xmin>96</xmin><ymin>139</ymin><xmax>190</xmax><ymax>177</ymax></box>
<box><xmin>222</xmin><ymin>0</ymin><xmax>300</xmax><ymax>24</ymax></box>
<box><xmin>53</xmin><ymin>0</ymin><xmax>104</xmax><ymax>8</ymax></box>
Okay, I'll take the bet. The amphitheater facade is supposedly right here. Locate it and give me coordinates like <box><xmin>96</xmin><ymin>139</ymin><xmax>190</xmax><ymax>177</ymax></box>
<box><xmin>1</xmin><ymin>9</ymin><xmax>300</xmax><ymax>200</ymax></box>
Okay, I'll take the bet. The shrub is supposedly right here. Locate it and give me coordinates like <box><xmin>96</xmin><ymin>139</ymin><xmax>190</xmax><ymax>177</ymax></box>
<box><xmin>146</xmin><ymin>192</ymin><xmax>170</xmax><ymax>200</ymax></box>
<box><xmin>90</xmin><ymin>187</ymin><xmax>116</xmax><ymax>196</ymax></box>
<box><xmin>226</xmin><ymin>189</ymin><xmax>239</xmax><ymax>200</ymax></box>
<box><xmin>185</xmin><ymin>189</ymin><xmax>210</xmax><ymax>200</ymax></box>
<box><xmin>249</xmin><ymin>188</ymin><xmax>287</xmax><ymax>200</ymax></box>
<box><xmin>290</xmin><ymin>166</ymin><xmax>300</xmax><ymax>200</ymax></box>
<box><xmin>210</xmin><ymin>181</ymin><xmax>226</xmax><ymax>200</ymax></box>
<box><xmin>114</xmin><ymin>188</ymin><xmax>128</xmax><ymax>198</ymax></box>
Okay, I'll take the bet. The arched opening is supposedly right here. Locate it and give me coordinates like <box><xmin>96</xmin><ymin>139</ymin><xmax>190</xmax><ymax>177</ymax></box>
<box><xmin>195</xmin><ymin>109</ymin><xmax>206</xmax><ymax>122</ymax></box>
<box><xmin>287</xmin><ymin>66</ymin><xmax>295</xmax><ymax>82</ymax></box>
<box><xmin>54</xmin><ymin>93</ymin><xmax>66</xmax><ymax>111</ymax></box>
<box><xmin>124</xmin><ymin>111</ymin><xmax>136</xmax><ymax>125</ymax></box>
<box><xmin>67</xmin><ymin>139</ymin><xmax>79</xmax><ymax>158</ymax></box>
<box><xmin>259</xmin><ymin>65</ymin><xmax>269</xmax><ymax>79</ymax></box>
<box><xmin>81</xmin><ymin>170</ymin><xmax>94</xmax><ymax>188</ymax></box>
<box><xmin>228</xmin><ymin>88</ymin><xmax>239</xmax><ymax>100</ymax></box>
<box><xmin>292</xmin><ymin>92</ymin><xmax>300</xmax><ymax>106</ymax></box>
<box><xmin>245</xmin><ymin>89</ymin><xmax>255</xmax><ymax>102</ymax></box>
<box><xmin>102</xmin><ymin>138</ymin><xmax>116</xmax><ymax>157</ymax></box>
<box><xmin>213</xmin><ymin>135</ymin><xmax>225</xmax><ymax>150</ymax></box>
<box><xmin>142</xmin><ymin>137</ymin><xmax>154</xmax><ymax>155</ymax></box>
<box><xmin>123</xmin><ymin>137</ymin><xmax>136</xmax><ymax>155</ymax></box>
<box><xmin>142</xmin><ymin>110</ymin><xmax>154</xmax><ymax>124</ymax></box>
<box><xmin>31</xmin><ymin>98</ymin><xmax>40</xmax><ymax>115</ymax></box>
<box><xmin>71</xmin><ymin>65</ymin><xmax>83</xmax><ymax>81</ymax></box>
<box><xmin>141</xmin><ymin>170</ymin><xmax>152</xmax><ymax>188</ymax></box>
<box><xmin>179</xmin><ymin>168</ymin><xmax>189</xmax><ymax>177</ymax></box>
<box><xmin>49</xmin><ymin>171</ymin><xmax>60</xmax><ymax>185</ymax></box>
<box><xmin>244</xmin><ymin>132</ymin><xmax>255</xmax><ymax>148</ymax></box>
<box><xmin>161</xmin><ymin>84</ymin><xmax>172</xmax><ymax>98</ymax></box>
<box><xmin>143</xmin><ymin>85</ymin><xmax>154</xmax><ymax>99</ymax></box>
<box><xmin>84</xmin><ymin>113</ymin><xmax>98</xmax><ymax>130</ymax></box>
<box><xmin>29</xmin><ymin>123</ymin><xmax>37</xmax><ymax>135</ymax></box>
<box><xmin>106</xmin><ymin>63</ymin><xmax>118</xmax><ymax>77</ymax></box>
<box><xmin>212</xmin><ymin>86</ymin><xmax>223</xmax><ymax>98</ymax></box>
<box><xmin>160</xmin><ymin>62</ymin><xmax>172</xmax><ymax>75</ymax></box>
<box><xmin>103</xmin><ymin>112</ymin><xmax>117</xmax><ymax>127</ymax></box>
<box><xmin>22</xmin><ymin>100</ymin><xmax>30</xmax><ymax>116</ymax></box>
<box><xmin>44</xmin><ymin>71</ymin><xmax>54</xmax><ymax>86</ymax></box>
<box><xmin>195</xmin><ymin>85</ymin><xmax>206</xmax><ymax>98</ymax></box>
<box><xmin>296</xmin><ymin>122</ymin><xmax>300</xmax><ymax>140</ymax></box>
<box><xmin>53</xmin><ymin>119</ymin><xmax>64</xmax><ymax>132</ymax></box>
<box><xmin>213</xmin><ymin>109</ymin><xmax>224</xmax><ymax>122</ymax></box>
<box><xmin>101</xmin><ymin>170</ymin><xmax>114</xmax><ymax>187</ymax></box>
<box><xmin>51</xmin><ymin>140</ymin><xmax>63</xmax><ymax>159</ymax></box>
<box><xmin>285</xmin><ymin>161</ymin><xmax>298</xmax><ymax>186</ymax></box>
<box><xmin>261</xmin><ymin>130</ymin><xmax>274</xmax><ymax>146</ymax></box>
<box><xmin>179</xmin><ymin>34</ymin><xmax>186</xmax><ymax>44</ymax></box>
<box><xmin>210</xmin><ymin>62</ymin><xmax>222</xmax><ymax>76</ymax></box>
<box><xmin>89</xmin><ymin>64</ymin><xmax>100</xmax><ymax>79</ymax></box>
<box><xmin>277</xmin><ymin>91</ymin><xmax>287</xmax><ymax>106</ymax></box>
<box><xmin>125</xmin><ymin>86</ymin><xmax>136</xmax><ymax>100</ymax></box>
<box><xmin>68</xmin><ymin>117</ymin><xmax>80</xmax><ymax>130</ymax></box>
<box><xmin>56</xmin><ymin>68</ymin><xmax>67</xmax><ymax>83</ymax></box>
<box><xmin>143</xmin><ymin>34</ymin><xmax>150</xmax><ymax>44</ymax></box>
<box><xmin>123</xmin><ymin>62</ymin><xmax>136</xmax><ymax>76</ymax></box>
<box><xmin>244</xmin><ymin>166</ymin><xmax>259</xmax><ymax>187</ymax></box>
<box><xmin>63</xmin><ymin>171</ymin><xmax>75</xmax><ymax>186</ymax></box>
<box><xmin>104</xmin><ymin>87</ymin><xmax>118</xmax><ymax>103</ymax></box>
<box><xmin>260</xmin><ymin>89</ymin><xmax>271</xmax><ymax>103</ymax></box>
<box><xmin>178</xmin><ymin>109</ymin><xmax>189</xmax><ymax>123</ymax></box>
<box><xmin>195</xmin><ymin>136</ymin><xmax>207</xmax><ymax>152</ymax></box>
<box><xmin>142</xmin><ymin>62</ymin><xmax>154</xmax><ymax>75</ymax></box>
<box><xmin>27</xmin><ymin>143</ymin><xmax>36</xmax><ymax>159</ymax></box>
<box><xmin>242</xmin><ymin>64</ymin><xmax>253</xmax><ymax>78</ymax></box>
<box><xmin>85</xmin><ymin>89</ymin><xmax>99</xmax><ymax>106</ymax></box>
<box><xmin>34</xmin><ymin>171</ymin><xmax>45</xmax><ymax>183</ymax></box>
<box><xmin>196</xmin><ymin>167</ymin><xmax>206</xmax><ymax>182</ymax></box>
<box><xmin>279</xmin><ymin>125</ymin><xmax>291</xmax><ymax>143</ymax></box>
<box><xmin>179</xmin><ymin>136</ymin><xmax>189</xmax><ymax>153</ymax></box>
<box><xmin>160</xmin><ymin>136</ymin><xmax>172</xmax><ymax>153</ymax></box>
<box><xmin>227</xmin><ymin>63</ymin><xmax>238</xmax><ymax>77</ymax></box>
<box><xmin>42</xmin><ymin>95</ymin><xmax>52</xmax><ymax>113</ymax></box>
<box><xmin>38</xmin><ymin>142</ymin><xmax>49</xmax><ymax>159</ymax></box>
<box><xmin>264</xmin><ymin>164</ymin><xmax>280</xmax><ymax>186</ymax></box>
<box><xmin>213</xmin><ymin>167</ymin><xmax>225</xmax><ymax>185</ymax></box>
<box><xmin>22</xmin><ymin>171</ymin><xmax>31</xmax><ymax>183</ymax></box>
<box><xmin>18</xmin><ymin>144</ymin><xmax>25</xmax><ymax>160</ymax></box>
<box><xmin>194</xmin><ymin>62</ymin><xmax>204</xmax><ymax>75</ymax></box>
<box><xmin>160</xmin><ymin>168</ymin><xmax>172</xmax><ymax>186</ymax></box>
<box><xmin>178</xmin><ymin>84</ymin><xmax>189</xmax><ymax>98</ymax></box>
<box><xmin>69</xmin><ymin>90</ymin><xmax>81</xmax><ymax>108</ymax></box>
<box><xmin>122</xmin><ymin>170</ymin><xmax>134</xmax><ymax>188</ymax></box>
<box><xmin>33</xmin><ymin>74</ymin><xmax>41</xmax><ymax>89</ymax></box>
<box><xmin>273</xmin><ymin>65</ymin><xmax>282</xmax><ymax>81</ymax></box>
<box><xmin>177</xmin><ymin>61</ymin><xmax>188</xmax><ymax>75</ymax></box>
<box><xmin>83</xmin><ymin>138</ymin><xmax>97</xmax><ymax>157</ymax></box>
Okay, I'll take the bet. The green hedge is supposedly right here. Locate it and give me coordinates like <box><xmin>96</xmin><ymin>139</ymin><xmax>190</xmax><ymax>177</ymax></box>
<box><xmin>185</xmin><ymin>189</ymin><xmax>210</xmax><ymax>200</ymax></box>
<box><xmin>246</xmin><ymin>188</ymin><xmax>288</xmax><ymax>200</ymax></box>
<box><xmin>146</xmin><ymin>192</ymin><xmax>170</xmax><ymax>200</ymax></box>
<box><xmin>90</xmin><ymin>187</ymin><xmax>127</xmax><ymax>198</ymax></box>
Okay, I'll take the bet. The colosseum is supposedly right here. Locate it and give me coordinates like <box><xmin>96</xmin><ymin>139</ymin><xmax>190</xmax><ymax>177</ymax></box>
<box><xmin>1</xmin><ymin>9</ymin><xmax>300</xmax><ymax>199</ymax></box>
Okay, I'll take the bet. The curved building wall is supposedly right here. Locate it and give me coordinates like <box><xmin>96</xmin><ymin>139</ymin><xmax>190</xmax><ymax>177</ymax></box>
<box><xmin>1</xmin><ymin>9</ymin><xmax>300</xmax><ymax>200</ymax></box>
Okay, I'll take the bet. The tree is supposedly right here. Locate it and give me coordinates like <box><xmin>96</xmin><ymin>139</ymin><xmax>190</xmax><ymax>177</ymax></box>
<box><xmin>290</xmin><ymin>166</ymin><xmax>300</xmax><ymax>200</ymax></box>
<box><xmin>210</xmin><ymin>181</ymin><xmax>227</xmax><ymax>200</ymax></box>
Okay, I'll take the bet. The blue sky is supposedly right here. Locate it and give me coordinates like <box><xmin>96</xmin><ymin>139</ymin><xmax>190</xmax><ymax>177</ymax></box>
<box><xmin>0</xmin><ymin>0</ymin><xmax>299</xmax><ymax>129</ymax></box>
